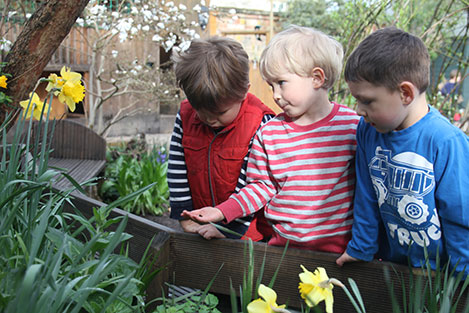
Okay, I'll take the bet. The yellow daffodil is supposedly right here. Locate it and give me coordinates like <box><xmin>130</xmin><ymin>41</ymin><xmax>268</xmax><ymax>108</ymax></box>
<box><xmin>0</xmin><ymin>75</ymin><xmax>7</xmax><ymax>88</ymax></box>
<box><xmin>298</xmin><ymin>265</ymin><xmax>334</xmax><ymax>313</ymax></box>
<box><xmin>247</xmin><ymin>284</ymin><xmax>288</xmax><ymax>313</ymax></box>
<box><xmin>59</xmin><ymin>80</ymin><xmax>85</xmax><ymax>112</ymax></box>
<box><xmin>58</xmin><ymin>66</ymin><xmax>85</xmax><ymax>112</ymax></box>
<box><xmin>46</xmin><ymin>66</ymin><xmax>85</xmax><ymax>112</ymax></box>
<box><xmin>20</xmin><ymin>92</ymin><xmax>50</xmax><ymax>120</ymax></box>
<box><xmin>45</xmin><ymin>73</ymin><xmax>65</xmax><ymax>95</ymax></box>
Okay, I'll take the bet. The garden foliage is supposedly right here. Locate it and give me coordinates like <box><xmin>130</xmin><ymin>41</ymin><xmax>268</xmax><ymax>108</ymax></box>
<box><xmin>0</xmin><ymin>103</ymin><xmax>158</xmax><ymax>312</ymax></box>
<box><xmin>99</xmin><ymin>139</ymin><xmax>169</xmax><ymax>216</ymax></box>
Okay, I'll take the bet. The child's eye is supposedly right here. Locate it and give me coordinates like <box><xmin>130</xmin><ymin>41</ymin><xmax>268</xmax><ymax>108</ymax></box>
<box><xmin>215</xmin><ymin>110</ymin><xmax>228</xmax><ymax>116</ymax></box>
<box><xmin>278</xmin><ymin>80</ymin><xmax>286</xmax><ymax>86</ymax></box>
<box><xmin>358</xmin><ymin>99</ymin><xmax>371</xmax><ymax>105</ymax></box>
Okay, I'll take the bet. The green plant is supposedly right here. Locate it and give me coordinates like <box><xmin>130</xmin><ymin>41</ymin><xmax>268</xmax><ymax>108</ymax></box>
<box><xmin>153</xmin><ymin>289</ymin><xmax>222</xmax><ymax>313</ymax></box>
<box><xmin>149</xmin><ymin>265</ymin><xmax>225</xmax><ymax>313</ymax></box>
<box><xmin>384</xmin><ymin>248</ymin><xmax>469</xmax><ymax>313</ymax></box>
<box><xmin>231</xmin><ymin>239</ymin><xmax>365</xmax><ymax>313</ymax></box>
<box><xmin>1</xmin><ymin>82</ymin><xmax>160</xmax><ymax>312</ymax></box>
<box><xmin>99</xmin><ymin>141</ymin><xmax>169</xmax><ymax>216</ymax></box>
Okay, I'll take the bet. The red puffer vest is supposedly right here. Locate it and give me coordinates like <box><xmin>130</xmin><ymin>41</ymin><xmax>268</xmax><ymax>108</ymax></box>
<box><xmin>180</xmin><ymin>93</ymin><xmax>274</xmax><ymax>209</ymax></box>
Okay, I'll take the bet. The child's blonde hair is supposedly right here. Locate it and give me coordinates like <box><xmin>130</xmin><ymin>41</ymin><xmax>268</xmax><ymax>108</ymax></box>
<box><xmin>259</xmin><ymin>25</ymin><xmax>343</xmax><ymax>90</ymax></box>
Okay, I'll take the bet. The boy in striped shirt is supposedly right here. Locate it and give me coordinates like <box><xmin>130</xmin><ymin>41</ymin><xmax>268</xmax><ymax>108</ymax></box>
<box><xmin>182</xmin><ymin>25</ymin><xmax>360</xmax><ymax>253</ymax></box>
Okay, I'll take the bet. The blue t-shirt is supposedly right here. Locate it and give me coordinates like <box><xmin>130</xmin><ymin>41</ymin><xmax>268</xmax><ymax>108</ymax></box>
<box><xmin>440</xmin><ymin>81</ymin><xmax>460</xmax><ymax>97</ymax></box>
<box><xmin>347</xmin><ymin>106</ymin><xmax>469</xmax><ymax>276</ymax></box>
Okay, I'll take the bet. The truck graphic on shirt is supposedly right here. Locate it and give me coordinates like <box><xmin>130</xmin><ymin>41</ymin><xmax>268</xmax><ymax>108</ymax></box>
<box><xmin>369</xmin><ymin>147</ymin><xmax>435</xmax><ymax>225</ymax></box>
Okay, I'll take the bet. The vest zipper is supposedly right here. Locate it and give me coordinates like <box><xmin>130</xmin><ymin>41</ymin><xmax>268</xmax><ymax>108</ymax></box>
<box><xmin>208</xmin><ymin>128</ymin><xmax>229</xmax><ymax>206</ymax></box>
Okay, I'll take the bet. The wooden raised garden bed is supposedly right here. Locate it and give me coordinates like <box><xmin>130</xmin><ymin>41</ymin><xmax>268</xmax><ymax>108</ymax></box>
<box><xmin>64</xmin><ymin>191</ymin><xmax>468</xmax><ymax>313</ymax></box>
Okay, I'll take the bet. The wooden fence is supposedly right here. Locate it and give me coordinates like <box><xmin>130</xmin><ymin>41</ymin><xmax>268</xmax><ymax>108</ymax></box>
<box><xmin>1</xmin><ymin>23</ymin><xmax>91</xmax><ymax>72</ymax></box>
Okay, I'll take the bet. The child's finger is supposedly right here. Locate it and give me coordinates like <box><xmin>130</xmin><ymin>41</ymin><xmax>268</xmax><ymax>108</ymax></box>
<box><xmin>180</xmin><ymin>210</ymin><xmax>191</xmax><ymax>218</ymax></box>
<box><xmin>181</xmin><ymin>210</ymin><xmax>198</xmax><ymax>220</ymax></box>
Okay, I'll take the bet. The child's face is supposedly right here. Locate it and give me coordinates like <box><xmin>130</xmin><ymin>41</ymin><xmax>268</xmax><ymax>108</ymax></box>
<box><xmin>195</xmin><ymin>100</ymin><xmax>242</xmax><ymax>128</ymax></box>
<box><xmin>268</xmin><ymin>72</ymin><xmax>318</xmax><ymax>122</ymax></box>
<box><xmin>347</xmin><ymin>80</ymin><xmax>409</xmax><ymax>133</ymax></box>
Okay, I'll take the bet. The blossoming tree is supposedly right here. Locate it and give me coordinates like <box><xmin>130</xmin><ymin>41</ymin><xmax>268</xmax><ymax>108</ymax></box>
<box><xmin>77</xmin><ymin>0</ymin><xmax>204</xmax><ymax>136</ymax></box>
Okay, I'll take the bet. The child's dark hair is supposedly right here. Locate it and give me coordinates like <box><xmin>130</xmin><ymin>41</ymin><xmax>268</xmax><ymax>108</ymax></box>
<box><xmin>449</xmin><ymin>69</ymin><xmax>460</xmax><ymax>79</ymax></box>
<box><xmin>345</xmin><ymin>27</ymin><xmax>430</xmax><ymax>93</ymax></box>
<box><xmin>173</xmin><ymin>37</ymin><xmax>250</xmax><ymax>111</ymax></box>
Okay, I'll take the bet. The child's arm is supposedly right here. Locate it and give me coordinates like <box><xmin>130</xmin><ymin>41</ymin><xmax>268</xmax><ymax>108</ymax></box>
<box><xmin>167</xmin><ymin>112</ymin><xmax>195</xmax><ymax>222</ymax></box>
<box><xmin>434</xmin><ymin>132</ymin><xmax>469</xmax><ymax>275</ymax></box>
<box><xmin>342</xmin><ymin>120</ymin><xmax>381</xmax><ymax>262</ymax></box>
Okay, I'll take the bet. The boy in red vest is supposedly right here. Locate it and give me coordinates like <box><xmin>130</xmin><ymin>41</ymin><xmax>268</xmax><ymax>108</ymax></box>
<box><xmin>167</xmin><ymin>37</ymin><xmax>275</xmax><ymax>239</ymax></box>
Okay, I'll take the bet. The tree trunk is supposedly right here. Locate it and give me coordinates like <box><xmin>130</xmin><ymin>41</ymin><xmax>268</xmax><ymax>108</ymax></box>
<box><xmin>1</xmin><ymin>0</ymin><xmax>90</xmax><ymax>126</ymax></box>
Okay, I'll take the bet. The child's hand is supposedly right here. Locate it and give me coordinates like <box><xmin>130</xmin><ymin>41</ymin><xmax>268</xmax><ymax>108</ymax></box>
<box><xmin>181</xmin><ymin>207</ymin><xmax>225</xmax><ymax>223</ymax></box>
<box><xmin>179</xmin><ymin>219</ymin><xmax>202</xmax><ymax>233</ymax></box>
<box><xmin>198</xmin><ymin>224</ymin><xmax>226</xmax><ymax>240</ymax></box>
<box><xmin>336</xmin><ymin>252</ymin><xmax>359</xmax><ymax>267</ymax></box>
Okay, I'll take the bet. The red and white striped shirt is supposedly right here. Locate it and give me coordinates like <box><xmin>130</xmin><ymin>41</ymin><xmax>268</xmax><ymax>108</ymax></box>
<box><xmin>218</xmin><ymin>103</ymin><xmax>360</xmax><ymax>253</ymax></box>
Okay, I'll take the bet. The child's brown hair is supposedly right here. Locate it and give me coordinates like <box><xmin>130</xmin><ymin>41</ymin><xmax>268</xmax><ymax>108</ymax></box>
<box><xmin>345</xmin><ymin>27</ymin><xmax>430</xmax><ymax>93</ymax></box>
<box><xmin>173</xmin><ymin>37</ymin><xmax>250</xmax><ymax>111</ymax></box>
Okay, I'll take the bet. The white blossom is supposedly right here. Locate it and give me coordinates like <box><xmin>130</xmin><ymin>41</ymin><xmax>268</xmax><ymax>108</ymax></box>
<box><xmin>76</xmin><ymin>17</ymin><xmax>84</xmax><ymax>27</ymax></box>
<box><xmin>152</xmin><ymin>34</ymin><xmax>163</xmax><ymax>42</ymax></box>
<box><xmin>0</xmin><ymin>38</ymin><xmax>11</xmax><ymax>52</ymax></box>
<box><xmin>178</xmin><ymin>40</ymin><xmax>191</xmax><ymax>51</ymax></box>
<box><xmin>164</xmin><ymin>39</ymin><xmax>175</xmax><ymax>51</ymax></box>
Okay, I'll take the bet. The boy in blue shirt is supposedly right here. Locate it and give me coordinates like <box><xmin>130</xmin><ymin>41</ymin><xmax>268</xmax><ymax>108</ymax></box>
<box><xmin>336</xmin><ymin>27</ymin><xmax>469</xmax><ymax>277</ymax></box>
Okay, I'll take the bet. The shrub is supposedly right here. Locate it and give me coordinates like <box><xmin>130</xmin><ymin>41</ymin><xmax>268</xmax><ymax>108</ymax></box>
<box><xmin>99</xmin><ymin>139</ymin><xmax>169</xmax><ymax>216</ymax></box>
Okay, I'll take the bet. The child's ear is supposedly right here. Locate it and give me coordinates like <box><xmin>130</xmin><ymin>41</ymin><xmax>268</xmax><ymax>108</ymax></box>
<box><xmin>311</xmin><ymin>67</ymin><xmax>325</xmax><ymax>88</ymax></box>
<box><xmin>399</xmin><ymin>81</ymin><xmax>417</xmax><ymax>105</ymax></box>
<box><xmin>242</xmin><ymin>83</ymin><xmax>251</xmax><ymax>99</ymax></box>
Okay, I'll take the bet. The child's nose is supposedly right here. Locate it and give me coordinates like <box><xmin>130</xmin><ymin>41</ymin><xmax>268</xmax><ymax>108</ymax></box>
<box><xmin>356</xmin><ymin>106</ymin><xmax>366</xmax><ymax>117</ymax></box>
<box><xmin>272</xmin><ymin>87</ymin><xmax>281</xmax><ymax>102</ymax></box>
